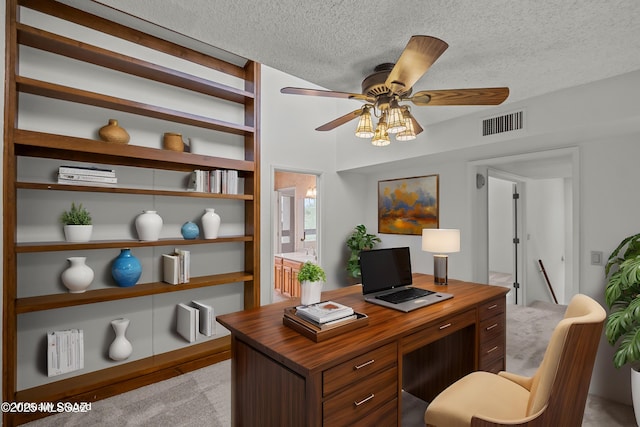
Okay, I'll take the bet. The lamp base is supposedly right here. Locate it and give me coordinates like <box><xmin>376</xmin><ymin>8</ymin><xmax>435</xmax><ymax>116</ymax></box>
<box><xmin>433</xmin><ymin>254</ymin><xmax>449</xmax><ymax>285</ymax></box>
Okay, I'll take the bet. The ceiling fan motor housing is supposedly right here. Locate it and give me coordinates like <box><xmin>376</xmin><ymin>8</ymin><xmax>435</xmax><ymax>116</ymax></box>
<box><xmin>361</xmin><ymin>63</ymin><xmax>412</xmax><ymax>102</ymax></box>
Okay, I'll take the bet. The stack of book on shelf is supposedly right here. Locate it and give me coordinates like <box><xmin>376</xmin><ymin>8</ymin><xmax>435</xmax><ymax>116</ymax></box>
<box><xmin>189</xmin><ymin>169</ymin><xmax>241</xmax><ymax>194</ymax></box>
<box><xmin>283</xmin><ymin>301</ymin><xmax>368</xmax><ymax>342</ymax></box>
<box><xmin>47</xmin><ymin>329</ymin><xmax>84</xmax><ymax>377</ymax></box>
<box><xmin>176</xmin><ymin>301</ymin><xmax>215</xmax><ymax>343</ymax></box>
<box><xmin>162</xmin><ymin>248</ymin><xmax>190</xmax><ymax>285</ymax></box>
<box><xmin>58</xmin><ymin>165</ymin><xmax>117</xmax><ymax>186</ymax></box>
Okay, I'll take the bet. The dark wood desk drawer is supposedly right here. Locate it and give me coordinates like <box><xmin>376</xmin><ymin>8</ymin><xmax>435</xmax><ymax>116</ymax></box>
<box><xmin>479</xmin><ymin>335</ymin><xmax>505</xmax><ymax>366</ymax></box>
<box><xmin>323</xmin><ymin>366</ymin><xmax>397</xmax><ymax>427</ymax></box>
<box><xmin>479</xmin><ymin>314</ymin><xmax>505</xmax><ymax>343</ymax></box>
<box><xmin>479</xmin><ymin>297</ymin><xmax>506</xmax><ymax>320</ymax></box>
<box><xmin>323</xmin><ymin>342</ymin><xmax>397</xmax><ymax>397</ymax></box>
<box><xmin>402</xmin><ymin>309</ymin><xmax>476</xmax><ymax>354</ymax></box>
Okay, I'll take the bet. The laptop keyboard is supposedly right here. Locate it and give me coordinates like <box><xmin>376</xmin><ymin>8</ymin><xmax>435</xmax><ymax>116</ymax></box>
<box><xmin>376</xmin><ymin>287</ymin><xmax>434</xmax><ymax>304</ymax></box>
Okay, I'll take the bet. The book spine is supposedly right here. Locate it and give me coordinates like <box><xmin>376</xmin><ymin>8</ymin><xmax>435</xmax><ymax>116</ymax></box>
<box><xmin>59</xmin><ymin>166</ymin><xmax>116</xmax><ymax>177</ymax></box>
<box><xmin>58</xmin><ymin>174</ymin><xmax>118</xmax><ymax>183</ymax></box>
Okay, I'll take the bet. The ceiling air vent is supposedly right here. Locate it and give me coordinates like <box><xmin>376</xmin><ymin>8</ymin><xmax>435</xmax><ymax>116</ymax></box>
<box><xmin>482</xmin><ymin>110</ymin><xmax>524</xmax><ymax>136</ymax></box>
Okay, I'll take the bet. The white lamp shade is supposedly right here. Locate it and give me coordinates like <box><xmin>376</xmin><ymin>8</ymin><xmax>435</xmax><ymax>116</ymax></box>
<box><xmin>422</xmin><ymin>229</ymin><xmax>460</xmax><ymax>253</ymax></box>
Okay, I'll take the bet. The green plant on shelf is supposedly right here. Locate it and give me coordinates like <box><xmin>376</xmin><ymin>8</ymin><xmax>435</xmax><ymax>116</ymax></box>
<box><xmin>60</xmin><ymin>202</ymin><xmax>92</xmax><ymax>225</ymax></box>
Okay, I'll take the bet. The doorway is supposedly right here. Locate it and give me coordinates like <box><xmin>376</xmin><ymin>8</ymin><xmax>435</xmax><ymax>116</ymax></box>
<box><xmin>472</xmin><ymin>147</ymin><xmax>579</xmax><ymax>306</ymax></box>
<box><xmin>272</xmin><ymin>170</ymin><xmax>319</xmax><ymax>303</ymax></box>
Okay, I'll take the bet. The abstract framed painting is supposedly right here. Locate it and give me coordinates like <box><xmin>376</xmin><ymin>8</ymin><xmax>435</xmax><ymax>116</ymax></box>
<box><xmin>378</xmin><ymin>174</ymin><xmax>439</xmax><ymax>235</ymax></box>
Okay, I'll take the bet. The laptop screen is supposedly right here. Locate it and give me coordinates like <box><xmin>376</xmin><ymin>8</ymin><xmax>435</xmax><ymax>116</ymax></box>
<box><xmin>360</xmin><ymin>247</ymin><xmax>413</xmax><ymax>295</ymax></box>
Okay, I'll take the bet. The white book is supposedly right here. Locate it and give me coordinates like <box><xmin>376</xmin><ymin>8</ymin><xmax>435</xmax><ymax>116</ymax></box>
<box><xmin>176</xmin><ymin>303</ymin><xmax>199</xmax><ymax>343</ymax></box>
<box><xmin>295</xmin><ymin>301</ymin><xmax>354</xmax><ymax>324</ymax></box>
<box><xmin>163</xmin><ymin>254</ymin><xmax>179</xmax><ymax>285</ymax></box>
<box><xmin>58</xmin><ymin>173</ymin><xmax>118</xmax><ymax>184</ymax></box>
<box><xmin>59</xmin><ymin>165</ymin><xmax>116</xmax><ymax>177</ymax></box>
<box><xmin>47</xmin><ymin>332</ymin><xmax>58</xmax><ymax>377</ymax></box>
<box><xmin>191</xmin><ymin>300</ymin><xmax>214</xmax><ymax>336</ymax></box>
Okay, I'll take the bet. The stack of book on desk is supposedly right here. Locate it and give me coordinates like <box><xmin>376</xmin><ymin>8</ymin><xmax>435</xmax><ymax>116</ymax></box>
<box><xmin>283</xmin><ymin>301</ymin><xmax>368</xmax><ymax>342</ymax></box>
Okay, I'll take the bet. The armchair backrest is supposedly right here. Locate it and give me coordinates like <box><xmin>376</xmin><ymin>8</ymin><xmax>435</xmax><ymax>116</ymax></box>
<box><xmin>525</xmin><ymin>294</ymin><xmax>606</xmax><ymax>423</ymax></box>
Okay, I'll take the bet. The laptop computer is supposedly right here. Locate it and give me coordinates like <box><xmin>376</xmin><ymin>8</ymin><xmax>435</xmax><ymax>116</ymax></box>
<box><xmin>360</xmin><ymin>247</ymin><xmax>453</xmax><ymax>312</ymax></box>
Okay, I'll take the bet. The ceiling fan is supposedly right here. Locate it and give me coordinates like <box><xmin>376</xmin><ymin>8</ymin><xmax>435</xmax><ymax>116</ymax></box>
<box><xmin>281</xmin><ymin>35</ymin><xmax>509</xmax><ymax>145</ymax></box>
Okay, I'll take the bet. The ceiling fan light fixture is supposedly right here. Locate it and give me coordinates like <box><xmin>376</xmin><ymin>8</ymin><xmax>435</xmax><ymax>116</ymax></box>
<box><xmin>396</xmin><ymin>108</ymin><xmax>417</xmax><ymax>141</ymax></box>
<box><xmin>371</xmin><ymin>117</ymin><xmax>390</xmax><ymax>146</ymax></box>
<box><xmin>354</xmin><ymin>106</ymin><xmax>374</xmax><ymax>138</ymax></box>
<box><xmin>386</xmin><ymin>100</ymin><xmax>407</xmax><ymax>134</ymax></box>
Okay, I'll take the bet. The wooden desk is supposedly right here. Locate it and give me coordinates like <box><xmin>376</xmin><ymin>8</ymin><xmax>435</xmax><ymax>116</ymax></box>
<box><xmin>217</xmin><ymin>274</ymin><xmax>508</xmax><ymax>426</ymax></box>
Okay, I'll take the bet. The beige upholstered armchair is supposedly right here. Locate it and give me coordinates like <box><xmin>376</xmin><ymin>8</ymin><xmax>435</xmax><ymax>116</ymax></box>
<box><xmin>424</xmin><ymin>294</ymin><xmax>605</xmax><ymax>427</ymax></box>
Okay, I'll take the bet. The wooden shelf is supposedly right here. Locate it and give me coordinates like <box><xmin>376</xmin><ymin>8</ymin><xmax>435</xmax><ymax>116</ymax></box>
<box><xmin>16</xmin><ymin>235</ymin><xmax>252</xmax><ymax>253</ymax></box>
<box><xmin>3</xmin><ymin>2</ymin><xmax>260</xmax><ymax>423</ymax></box>
<box><xmin>17</xmin><ymin>23</ymin><xmax>254</xmax><ymax>105</ymax></box>
<box><xmin>16</xmin><ymin>271</ymin><xmax>254</xmax><ymax>313</ymax></box>
<box><xmin>14</xmin><ymin>129</ymin><xmax>255</xmax><ymax>172</ymax></box>
<box><xmin>16</xmin><ymin>76</ymin><xmax>254</xmax><ymax>136</ymax></box>
<box><xmin>17</xmin><ymin>181</ymin><xmax>254</xmax><ymax>200</ymax></box>
<box><xmin>14</xmin><ymin>335</ymin><xmax>231</xmax><ymax>425</ymax></box>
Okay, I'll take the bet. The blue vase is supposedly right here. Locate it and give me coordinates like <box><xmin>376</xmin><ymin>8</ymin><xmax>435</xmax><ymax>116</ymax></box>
<box><xmin>181</xmin><ymin>221</ymin><xmax>199</xmax><ymax>240</ymax></box>
<box><xmin>111</xmin><ymin>248</ymin><xmax>142</xmax><ymax>287</ymax></box>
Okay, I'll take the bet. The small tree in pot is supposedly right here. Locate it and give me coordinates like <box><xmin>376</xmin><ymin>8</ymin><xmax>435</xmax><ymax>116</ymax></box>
<box><xmin>346</xmin><ymin>224</ymin><xmax>381</xmax><ymax>279</ymax></box>
<box><xmin>298</xmin><ymin>262</ymin><xmax>326</xmax><ymax>306</ymax></box>
<box><xmin>60</xmin><ymin>202</ymin><xmax>93</xmax><ymax>242</ymax></box>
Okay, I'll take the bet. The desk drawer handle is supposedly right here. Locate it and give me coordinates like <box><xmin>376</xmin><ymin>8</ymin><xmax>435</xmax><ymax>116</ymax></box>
<box><xmin>487</xmin><ymin>346</ymin><xmax>499</xmax><ymax>354</ymax></box>
<box><xmin>486</xmin><ymin>323</ymin><xmax>498</xmax><ymax>331</ymax></box>
<box><xmin>487</xmin><ymin>304</ymin><xmax>498</xmax><ymax>310</ymax></box>
<box><xmin>354</xmin><ymin>393</ymin><xmax>375</xmax><ymax>407</ymax></box>
<box><xmin>354</xmin><ymin>359</ymin><xmax>375</xmax><ymax>370</ymax></box>
<box><xmin>439</xmin><ymin>323</ymin><xmax>452</xmax><ymax>330</ymax></box>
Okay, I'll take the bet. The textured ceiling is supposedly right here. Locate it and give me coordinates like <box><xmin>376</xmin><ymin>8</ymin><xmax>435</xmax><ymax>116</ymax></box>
<box><xmin>63</xmin><ymin>0</ymin><xmax>640</xmax><ymax>126</ymax></box>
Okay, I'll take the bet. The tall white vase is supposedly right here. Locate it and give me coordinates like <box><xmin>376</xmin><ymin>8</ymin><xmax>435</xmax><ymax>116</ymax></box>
<box><xmin>108</xmin><ymin>318</ymin><xmax>133</xmax><ymax>361</ymax></box>
<box><xmin>632</xmin><ymin>368</ymin><xmax>640</xmax><ymax>426</ymax></box>
<box><xmin>201</xmin><ymin>208</ymin><xmax>221</xmax><ymax>239</ymax></box>
<box><xmin>61</xmin><ymin>257</ymin><xmax>94</xmax><ymax>293</ymax></box>
<box><xmin>135</xmin><ymin>210</ymin><xmax>163</xmax><ymax>241</ymax></box>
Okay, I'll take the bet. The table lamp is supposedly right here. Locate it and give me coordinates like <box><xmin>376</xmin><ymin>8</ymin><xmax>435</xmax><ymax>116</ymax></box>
<box><xmin>422</xmin><ymin>228</ymin><xmax>460</xmax><ymax>285</ymax></box>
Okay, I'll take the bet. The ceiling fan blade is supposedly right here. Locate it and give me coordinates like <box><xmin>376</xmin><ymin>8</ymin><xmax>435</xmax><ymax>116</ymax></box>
<box><xmin>410</xmin><ymin>87</ymin><xmax>510</xmax><ymax>106</ymax></box>
<box><xmin>385</xmin><ymin>36</ymin><xmax>449</xmax><ymax>95</ymax></box>
<box><xmin>281</xmin><ymin>87</ymin><xmax>373</xmax><ymax>102</ymax></box>
<box><xmin>316</xmin><ymin>109</ymin><xmax>363</xmax><ymax>131</ymax></box>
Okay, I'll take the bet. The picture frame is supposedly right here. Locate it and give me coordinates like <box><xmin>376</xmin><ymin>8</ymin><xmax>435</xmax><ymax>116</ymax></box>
<box><xmin>378</xmin><ymin>174</ymin><xmax>439</xmax><ymax>235</ymax></box>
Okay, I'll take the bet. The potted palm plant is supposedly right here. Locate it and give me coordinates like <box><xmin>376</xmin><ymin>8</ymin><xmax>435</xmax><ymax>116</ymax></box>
<box><xmin>604</xmin><ymin>232</ymin><xmax>640</xmax><ymax>423</ymax></box>
<box><xmin>346</xmin><ymin>224</ymin><xmax>381</xmax><ymax>279</ymax></box>
<box><xmin>298</xmin><ymin>261</ymin><xmax>326</xmax><ymax>305</ymax></box>
<box><xmin>61</xmin><ymin>202</ymin><xmax>93</xmax><ymax>242</ymax></box>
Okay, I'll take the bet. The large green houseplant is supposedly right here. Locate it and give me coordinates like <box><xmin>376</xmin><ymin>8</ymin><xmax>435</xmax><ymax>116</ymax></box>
<box><xmin>346</xmin><ymin>224</ymin><xmax>381</xmax><ymax>278</ymax></box>
<box><xmin>605</xmin><ymin>232</ymin><xmax>640</xmax><ymax>369</ymax></box>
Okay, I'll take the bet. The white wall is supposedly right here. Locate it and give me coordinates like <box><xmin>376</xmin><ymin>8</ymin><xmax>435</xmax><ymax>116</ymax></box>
<box><xmin>259</xmin><ymin>66</ymin><xmax>368</xmax><ymax>304</ymax></box>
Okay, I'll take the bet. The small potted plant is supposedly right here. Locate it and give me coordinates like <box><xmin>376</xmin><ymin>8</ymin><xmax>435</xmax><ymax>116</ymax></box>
<box><xmin>61</xmin><ymin>202</ymin><xmax>93</xmax><ymax>242</ymax></box>
<box><xmin>346</xmin><ymin>224</ymin><xmax>381</xmax><ymax>279</ymax></box>
<box><xmin>298</xmin><ymin>261</ymin><xmax>326</xmax><ymax>305</ymax></box>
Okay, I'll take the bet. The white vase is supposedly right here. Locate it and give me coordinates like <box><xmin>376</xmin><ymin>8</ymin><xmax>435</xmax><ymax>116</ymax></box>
<box><xmin>135</xmin><ymin>210</ymin><xmax>163</xmax><ymax>241</ymax></box>
<box><xmin>300</xmin><ymin>280</ymin><xmax>323</xmax><ymax>305</ymax></box>
<box><xmin>201</xmin><ymin>208</ymin><xmax>221</xmax><ymax>239</ymax></box>
<box><xmin>61</xmin><ymin>257</ymin><xmax>94</xmax><ymax>293</ymax></box>
<box><xmin>109</xmin><ymin>318</ymin><xmax>133</xmax><ymax>361</ymax></box>
<box><xmin>63</xmin><ymin>224</ymin><xmax>93</xmax><ymax>242</ymax></box>
<box><xmin>632</xmin><ymin>368</ymin><xmax>640</xmax><ymax>426</ymax></box>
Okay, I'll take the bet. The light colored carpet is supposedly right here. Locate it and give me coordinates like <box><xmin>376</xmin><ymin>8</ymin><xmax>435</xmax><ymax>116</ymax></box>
<box><xmin>25</xmin><ymin>300</ymin><xmax>635</xmax><ymax>426</ymax></box>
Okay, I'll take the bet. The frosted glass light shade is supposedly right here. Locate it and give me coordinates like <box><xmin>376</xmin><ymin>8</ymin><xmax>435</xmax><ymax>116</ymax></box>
<box><xmin>355</xmin><ymin>109</ymin><xmax>374</xmax><ymax>138</ymax></box>
<box><xmin>386</xmin><ymin>106</ymin><xmax>407</xmax><ymax>134</ymax></box>
<box><xmin>396</xmin><ymin>112</ymin><xmax>416</xmax><ymax>141</ymax></box>
<box><xmin>422</xmin><ymin>229</ymin><xmax>460</xmax><ymax>253</ymax></box>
